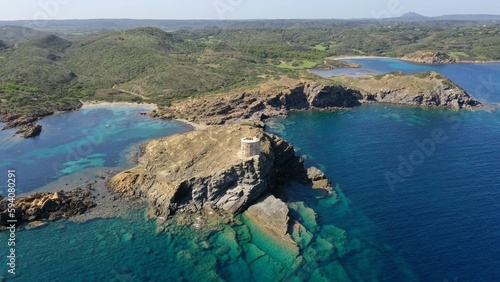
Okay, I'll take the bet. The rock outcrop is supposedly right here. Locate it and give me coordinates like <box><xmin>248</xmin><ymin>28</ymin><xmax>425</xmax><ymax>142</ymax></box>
<box><xmin>109</xmin><ymin>125</ymin><xmax>307</xmax><ymax>218</ymax></box>
<box><xmin>306</xmin><ymin>166</ymin><xmax>335</xmax><ymax>198</ymax></box>
<box><xmin>150</xmin><ymin>83</ymin><xmax>363</xmax><ymax>126</ymax></box>
<box><xmin>402</xmin><ymin>51</ymin><xmax>457</xmax><ymax>64</ymax></box>
<box><xmin>0</xmin><ymin>188</ymin><xmax>96</xmax><ymax>227</ymax></box>
<box><xmin>0</xmin><ymin>100</ymin><xmax>81</xmax><ymax>138</ymax></box>
<box><xmin>0</xmin><ymin>113</ymin><xmax>47</xmax><ymax>138</ymax></box>
<box><xmin>346</xmin><ymin>71</ymin><xmax>482</xmax><ymax>110</ymax></box>
<box><xmin>373</xmin><ymin>84</ymin><xmax>480</xmax><ymax>109</ymax></box>
<box><xmin>17</xmin><ymin>123</ymin><xmax>42</xmax><ymax>138</ymax></box>
<box><xmin>307</xmin><ymin>167</ymin><xmax>332</xmax><ymax>189</ymax></box>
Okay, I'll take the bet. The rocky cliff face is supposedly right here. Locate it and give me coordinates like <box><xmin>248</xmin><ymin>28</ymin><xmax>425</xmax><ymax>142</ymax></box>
<box><xmin>373</xmin><ymin>84</ymin><xmax>480</xmax><ymax>109</ymax></box>
<box><xmin>278</xmin><ymin>84</ymin><xmax>363</xmax><ymax>109</ymax></box>
<box><xmin>109</xmin><ymin>125</ymin><xmax>307</xmax><ymax>218</ymax></box>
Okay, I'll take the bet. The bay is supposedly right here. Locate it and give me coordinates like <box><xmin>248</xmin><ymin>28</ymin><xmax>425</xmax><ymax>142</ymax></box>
<box><xmin>0</xmin><ymin>105</ymin><xmax>192</xmax><ymax>194</ymax></box>
<box><xmin>1</xmin><ymin>60</ymin><xmax>499</xmax><ymax>281</ymax></box>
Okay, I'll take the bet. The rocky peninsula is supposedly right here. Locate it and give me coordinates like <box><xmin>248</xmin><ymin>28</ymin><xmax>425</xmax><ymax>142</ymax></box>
<box><xmin>150</xmin><ymin>72</ymin><xmax>481</xmax><ymax>127</ymax></box>
<box><xmin>0</xmin><ymin>71</ymin><xmax>481</xmax><ymax>138</ymax></box>
<box><xmin>108</xmin><ymin>124</ymin><xmax>330</xmax><ymax>242</ymax></box>
<box><xmin>0</xmin><ymin>69</ymin><xmax>485</xmax><ymax>272</ymax></box>
<box><xmin>110</xmin><ymin>71</ymin><xmax>481</xmax><ymax>244</ymax></box>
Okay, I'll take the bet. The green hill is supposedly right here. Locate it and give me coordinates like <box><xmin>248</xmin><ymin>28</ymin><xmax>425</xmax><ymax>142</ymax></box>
<box><xmin>0</xmin><ymin>27</ymin><xmax>279</xmax><ymax>118</ymax></box>
<box><xmin>0</xmin><ymin>26</ymin><xmax>46</xmax><ymax>42</ymax></box>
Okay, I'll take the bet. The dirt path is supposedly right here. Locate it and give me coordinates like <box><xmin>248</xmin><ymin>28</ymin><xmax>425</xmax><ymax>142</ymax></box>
<box><xmin>112</xmin><ymin>85</ymin><xmax>151</xmax><ymax>100</ymax></box>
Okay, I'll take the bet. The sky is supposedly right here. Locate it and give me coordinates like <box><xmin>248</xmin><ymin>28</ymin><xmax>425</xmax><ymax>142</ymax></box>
<box><xmin>0</xmin><ymin>0</ymin><xmax>499</xmax><ymax>21</ymax></box>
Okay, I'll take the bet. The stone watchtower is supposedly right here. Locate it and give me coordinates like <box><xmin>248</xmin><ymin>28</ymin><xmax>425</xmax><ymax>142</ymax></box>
<box><xmin>241</xmin><ymin>137</ymin><xmax>261</xmax><ymax>158</ymax></box>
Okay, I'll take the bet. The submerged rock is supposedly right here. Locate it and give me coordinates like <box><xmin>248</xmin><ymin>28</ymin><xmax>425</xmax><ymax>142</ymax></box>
<box><xmin>245</xmin><ymin>194</ymin><xmax>291</xmax><ymax>241</ymax></box>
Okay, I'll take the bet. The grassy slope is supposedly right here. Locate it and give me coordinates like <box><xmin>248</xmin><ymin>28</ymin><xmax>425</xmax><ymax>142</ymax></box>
<box><xmin>0</xmin><ymin>27</ymin><xmax>283</xmax><ymax>117</ymax></box>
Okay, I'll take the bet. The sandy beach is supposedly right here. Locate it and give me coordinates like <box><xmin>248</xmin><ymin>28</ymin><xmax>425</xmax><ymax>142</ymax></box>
<box><xmin>80</xmin><ymin>100</ymin><xmax>158</xmax><ymax>110</ymax></box>
<box><xmin>80</xmin><ymin>100</ymin><xmax>206</xmax><ymax>130</ymax></box>
<box><xmin>328</xmin><ymin>55</ymin><xmax>391</xmax><ymax>60</ymax></box>
<box><xmin>174</xmin><ymin>118</ymin><xmax>208</xmax><ymax>130</ymax></box>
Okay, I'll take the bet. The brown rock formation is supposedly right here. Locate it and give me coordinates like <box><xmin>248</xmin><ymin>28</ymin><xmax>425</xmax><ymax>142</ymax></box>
<box><xmin>0</xmin><ymin>188</ymin><xmax>96</xmax><ymax>227</ymax></box>
<box><xmin>402</xmin><ymin>51</ymin><xmax>457</xmax><ymax>64</ymax></box>
<box><xmin>346</xmin><ymin>71</ymin><xmax>482</xmax><ymax>110</ymax></box>
<box><xmin>17</xmin><ymin>123</ymin><xmax>42</xmax><ymax>138</ymax></box>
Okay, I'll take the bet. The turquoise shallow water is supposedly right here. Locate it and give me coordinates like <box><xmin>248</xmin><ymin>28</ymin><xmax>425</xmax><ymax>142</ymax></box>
<box><xmin>0</xmin><ymin>105</ymin><xmax>192</xmax><ymax>194</ymax></box>
<box><xmin>0</xmin><ymin>177</ymin><xmax>418</xmax><ymax>282</ymax></box>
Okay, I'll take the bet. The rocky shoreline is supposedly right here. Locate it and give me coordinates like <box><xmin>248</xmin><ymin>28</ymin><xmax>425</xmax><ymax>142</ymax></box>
<box><xmin>332</xmin><ymin>54</ymin><xmax>498</xmax><ymax>66</ymax></box>
<box><xmin>401</xmin><ymin>51</ymin><xmax>457</xmax><ymax>64</ymax></box>
<box><xmin>400</xmin><ymin>52</ymin><xmax>500</xmax><ymax>65</ymax></box>
<box><xmin>0</xmin><ymin>100</ymin><xmax>153</xmax><ymax>139</ymax></box>
<box><xmin>0</xmin><ymin>113</ymin><xmax>45</xmax><ymax>138</ymax></box>
<box><xmin>0</xmin><ymin>188</ymin><xmax>95</xmax><ymax>229</ymax></box>
<box><xmin>0</xmin><ymin>168</ymin><xmax>146</xmax><ymax>230</ymax></box>
<box><xmin>150</xmin><ymin>73</ymin><xmax>482</xmax><ymax>127</ymax></box>
<box><xmin>0</xmin><ymin>71</ymin><xmax>483</xmax><ymax>238</ymax></box>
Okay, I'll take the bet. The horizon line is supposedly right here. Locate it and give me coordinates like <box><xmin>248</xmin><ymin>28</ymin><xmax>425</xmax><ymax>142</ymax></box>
<box><xmin>1</xmin><ymin>13</ymin><xmax>500</xmax><ymax>22</ymax></box>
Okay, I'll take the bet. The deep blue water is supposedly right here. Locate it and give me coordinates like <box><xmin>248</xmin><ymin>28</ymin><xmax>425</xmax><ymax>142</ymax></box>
<box><xmin>276</xmin><ymin>59</ymin><xmax>500</xmax><ymax>281</ymax></box>
<box><xmin>268</xmin><ymin>106</ymin><xmax>500</xmax><ymax>281</ymax></box>
<box><xmin>0</xmin><ymin>60</ymin><xmax>499</xmax><ymax>281</ymax></box>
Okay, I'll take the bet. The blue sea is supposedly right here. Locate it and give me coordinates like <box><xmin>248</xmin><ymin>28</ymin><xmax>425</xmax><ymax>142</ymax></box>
<box><xmin>0</xmin><ymin>60</ymin><xmax>499</xmax><ymax>281</ymax></box>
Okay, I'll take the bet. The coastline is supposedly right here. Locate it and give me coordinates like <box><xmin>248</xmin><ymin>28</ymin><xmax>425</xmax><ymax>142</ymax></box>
<box><xmin>173</xmin><ymin>118</ymin><xmax>207</xmax><ymax>130</ymax></box>
<box><xmin>328</xmin><ymin>55</ymin><xmax>500</xmax><ymax>65</ymax></box>
<box><xmin>80</xmin><ymin>101</ymin><xmax>206</xmax><ymax>131</ymax></box>
<box><xmin>80</xmin><ymin>100</ymin><xmax>158</xmax><ymax>110</ymax></box>
<box><xmin>328</xmin><ymin>55</ymin><xmax>390</xmax><ymax>60</ymax></box>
